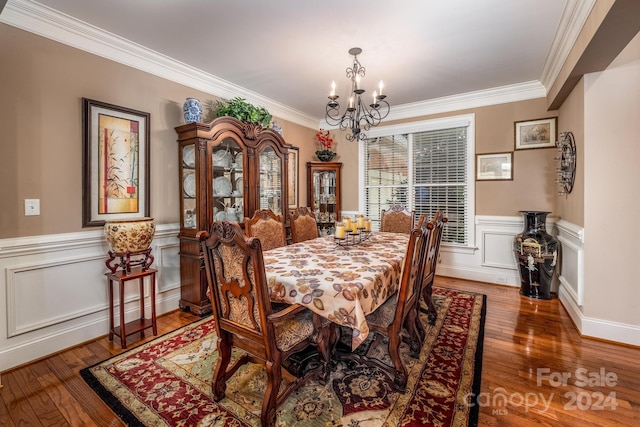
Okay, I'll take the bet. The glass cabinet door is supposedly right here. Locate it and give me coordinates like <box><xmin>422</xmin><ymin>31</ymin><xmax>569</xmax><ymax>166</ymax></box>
<box><xmin>258</xmin><ymin>146</ymin><xmax>283</xmax><ymax>216</ymax></box>
<box><xmin>313</xmin><ymin>170</ymin><xmax>337</xmax><ymax>223</ymax></box>
<box><xmin>212</xmin><ymin>137</ymin><xmax>244</xmax><ymax>223</ymax></box>
<box><xmin>181</xmin><ymin>143</ymin><xmax>197</xmax><ymax>229</ymax></box>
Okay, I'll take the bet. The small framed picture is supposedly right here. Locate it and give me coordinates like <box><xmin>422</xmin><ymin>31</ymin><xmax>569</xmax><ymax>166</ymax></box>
<box><xmin>476</xmin><ymin>152</ymin><xmax>513</xmax><ymax>181</ymax></box>
<box><xmin>514</xmin><ymin>117</ymin><xmax>557</xmax><ymax>150</ymax></box>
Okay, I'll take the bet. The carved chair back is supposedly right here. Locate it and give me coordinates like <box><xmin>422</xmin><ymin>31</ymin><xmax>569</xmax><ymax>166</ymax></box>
<box><xmin>380</xmin><ymin>205</ymin><xmax>415</xmax><ymax>234</ymax></box>
<box><xmin>289</xmin><ymin>207</ymin><xmax>319</xmax><ymax>243</ymax></box>
<box><xmin>245</xmin><ymin>209</ymin><xmax>287</xmax><ymax>251</ymax></box>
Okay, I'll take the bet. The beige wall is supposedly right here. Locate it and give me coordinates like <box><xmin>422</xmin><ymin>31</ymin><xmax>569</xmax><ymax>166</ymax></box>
<box><xmin>334</xmin><ymin>99</ymin><xmax>559</xmax><ymax>217</ymax></box>
<box><xmin>0</xmin><ymin>22</ymin><xmax>564</xmax><ymax>238</ymax></box>
<box><xmin>582</xmin><ymin>32</ymin><xmax>640</xmax><ymax>324</ymax></box>
<box><xmin>557</xmin><ymin>78</ymin><xmax>585</xmax><ymax>226</ymax></box>
<box><xmin>0</xmin><ymin>24</ymin><xmax>315</xmax><ymax>239</ymax></box>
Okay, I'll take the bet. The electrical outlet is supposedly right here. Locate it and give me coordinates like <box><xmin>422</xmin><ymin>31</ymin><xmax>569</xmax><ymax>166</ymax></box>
<box><xmin>25</xmin><ymin>199</ymin><xmax>40</xmax><ymax>216</ymax></box>
<box><xmin>496</xmin><ymin>276</ymin><xmax>507</xmax><ymax>284</ymax></box>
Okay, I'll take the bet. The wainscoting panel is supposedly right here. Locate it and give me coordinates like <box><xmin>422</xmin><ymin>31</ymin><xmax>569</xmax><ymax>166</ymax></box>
<box><xmin>0</xmin><ymin>223</ymin><xmax>181</xmax><ymax>372</ymax></box>
<box><xmin>6</xmin><ymin>254</ymin><xmax>108</xmax><ymax>338</ymax></box>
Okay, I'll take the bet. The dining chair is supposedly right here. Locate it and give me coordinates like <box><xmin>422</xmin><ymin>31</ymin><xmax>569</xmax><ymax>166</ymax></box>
<box><xmin>244</xmin><ymin>209</ymin><xmax>287</xmax><ymax>251</ymax></box>
<box><xmin>359</xmin><ymin>225</ymin><xmax>426</xmax><ymax>392</ymax></box>
<box><xmin>380</xmin><ymin>205</ymin><xmax>415</xmax><ymax>234</ymax></box>
<box><xmin>289</xmin><ymin>207</ymin><xmax>319</xmax><ymax>244</ymax></box>
<box><xmin>197</xmin><ymin>221</ymin><xmax>330</xmax><ymax>427</ymax></box>
<box><xmin>419</xmin><ymin>211</ymin><xmax>448</xmax><ymax>326</ymax></box>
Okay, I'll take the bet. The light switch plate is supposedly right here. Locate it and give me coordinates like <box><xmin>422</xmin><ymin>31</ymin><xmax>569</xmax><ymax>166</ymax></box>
<box><xmin>25</xmin><ymin>199</ymin><xmax>40</xmax><ymax>216</ymax></box>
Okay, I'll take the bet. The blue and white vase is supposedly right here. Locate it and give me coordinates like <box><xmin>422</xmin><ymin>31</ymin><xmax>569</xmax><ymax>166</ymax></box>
<box><xmin>183</xmin><ymin>98</ymin><xmax>203</xmax><ymax>123</ymax></box>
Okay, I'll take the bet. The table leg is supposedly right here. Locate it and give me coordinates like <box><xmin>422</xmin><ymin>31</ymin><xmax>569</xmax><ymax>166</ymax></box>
<box><xmin>108</xmin><ymin>278</ymin><xmax>114</xmax><ymax>342</ymax></box>
<box><xmin>119</xmin><ymin>279</ymin><xmax>127</xmax><ymax>349</ymax></box>
<box><xmin>150</xmin><ymin>271</ymin><xmax>157</xmax><ymax>335</ymax></box>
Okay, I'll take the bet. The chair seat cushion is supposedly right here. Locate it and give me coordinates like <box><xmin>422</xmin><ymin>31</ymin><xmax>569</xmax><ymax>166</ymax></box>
<box><xmin>274</xmin><ymin>309</ymin><xmax>315</xmax><ymax>351</ymax></box>
<box><xmin>365</xmin><ymin>293</ymin><xmax>398</xmax><ymax>328</ymax></box>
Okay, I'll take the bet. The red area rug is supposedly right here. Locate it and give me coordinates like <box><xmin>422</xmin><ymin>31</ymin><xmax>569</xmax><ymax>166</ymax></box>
<box><xmin>81</xmin><ymin>287</ymin><xmax>485</xmax><ymax>426</ymax></box>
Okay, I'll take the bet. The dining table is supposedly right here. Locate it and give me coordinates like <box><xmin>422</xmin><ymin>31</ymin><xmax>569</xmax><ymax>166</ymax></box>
<box><xmin>263</xmin><ymin>232</ymin><xmax>409</xmax><ymax>349</ymax></box>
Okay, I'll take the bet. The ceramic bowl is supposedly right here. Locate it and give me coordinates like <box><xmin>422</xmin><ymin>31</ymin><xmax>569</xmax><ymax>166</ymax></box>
<box><xmin>104</xmin><ymin>218</ymin><xmax>156</xmax><ymax>254</ymax></box>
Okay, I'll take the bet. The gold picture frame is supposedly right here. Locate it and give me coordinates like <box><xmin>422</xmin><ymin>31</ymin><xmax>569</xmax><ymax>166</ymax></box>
<box><xmin>287</xmin><ymin>146</ymin><xmax>299</xmax><ymax>209</ymax></box>
<box><xmin>514</xmin><ymin>117</ymin><xmax>557</xmax><ymax>150</ymax></box>
<box><xmin>82</xmin><ymin>98</ymin><xmax>150</xmax><ymax>227</ymax></box>
<box><xmin>476</xmin><ymin>152</ymin><xmax>513</xmax><ymax>181</ymax></box>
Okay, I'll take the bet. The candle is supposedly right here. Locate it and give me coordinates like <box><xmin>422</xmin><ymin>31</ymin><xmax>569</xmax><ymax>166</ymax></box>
<box><xmin>330</xmin><ymin>80</ymin><xmax>336</xmax><ymax>97</ymax></box>
<box><xmin>335</xmin><ymin>224</ymin><xmax>345</xmax><ymax>239</ymax></box>
<box><xmin>355</xmin><ymin>75</ymin><xmax>361</xmax><ymax>90</ymax></box>
<box><xmin>379</xmin><ymin>81</ymin><xmax>384</xmax><ymax>96</ymax></box>
<box><xmin>344</xmin><ymin>217</ymin><xmax>351</xmax><ymax>230</ymax></box>
<box><xmin>349</xmin><ymin>96</ymin><xmax>354</xmax><ymax>108</ymax></box>
<box><xmin>365</xmin><ymin>219</ymin><xmax>371</xmax><ymax>231</ymax></box>
<box><xmin>357</xmin><ymin>215</ymin><xmax>365</xmax><ymax>229</ymax></box>
<box><xmin>373</xmin><ymin>90</ymin><xmax>377</xmax><ymax>104</ymax></box>
<box><xmin>351</xmin><ymin>222</ymin><xmax>358</xmax><ymax>234</ymax></box>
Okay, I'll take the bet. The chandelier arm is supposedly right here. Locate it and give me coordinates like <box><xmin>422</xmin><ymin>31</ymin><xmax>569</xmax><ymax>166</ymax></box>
<box><xmin>324</xmin><ymin>47</ymin><xmax>390</xmax><ymax>141</ymax></box>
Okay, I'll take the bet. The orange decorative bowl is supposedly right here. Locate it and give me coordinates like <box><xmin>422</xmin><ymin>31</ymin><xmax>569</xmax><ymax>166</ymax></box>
<box><xmin>104</xmin><ymin>218</ymin><xmax>156</xmax><ymax>254</ymax></box>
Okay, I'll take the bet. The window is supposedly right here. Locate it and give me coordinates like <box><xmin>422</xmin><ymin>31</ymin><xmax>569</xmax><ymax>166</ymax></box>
<box><xmin>359</xmin><ymin>114</ymin><xmax>475</xmax><ymax>247</ymax></box>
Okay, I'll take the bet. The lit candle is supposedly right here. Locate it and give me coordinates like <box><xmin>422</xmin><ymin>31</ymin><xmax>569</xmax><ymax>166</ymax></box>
<box><xmin>379</xmin><ymin>81</ymin><xmax>384</xmax><ymax>96</ymax></box>
<box><xmin>357</xmin><ymin>215</ymin><xmax>365</xmax><ymax>229</ymax></box>
<box><xmin>373</xmin><ymin>91</ymin><xmax>377</xmax><ymax>104</ymax></box>
<box><xmin>335</xmin><ymin>223</ymin><xmax>345</xmax><ymax>239</ymax></box>
<box><xmin>365</xmin><ymin>219</ymin><xmax>371</xmax><ymax>231</ymax></box>
<box><xmin>330</xmin><ymin>81</ymin><xmax>336</xmax><ymax>97</ymax></box>
<box><xmin>355</xmin><ymin>75</ymin><xmax>361</xmax><ymax>90</ymax></box>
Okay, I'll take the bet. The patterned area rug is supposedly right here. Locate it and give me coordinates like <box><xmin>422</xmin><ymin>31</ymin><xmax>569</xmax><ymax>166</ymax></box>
<box><xmin>81</xmin><ymin>287</ymin><xmax>486</xmax><ymax>426</ymax></box>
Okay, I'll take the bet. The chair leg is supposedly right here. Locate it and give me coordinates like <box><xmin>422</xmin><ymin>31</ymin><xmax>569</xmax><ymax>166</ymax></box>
<box><xmin>212</xmin><ymin>335</ymin><xmax>231</xmax><ymax>401</ymax></box>
<box><xmin>403</xmin><ymin>307</ymin><xmax>423</xmax><ymax>359</ymax></box>
<box><xmin>422</xmin><ymin>280</ymin><xmax>437</xmax><ymax>325</ymax></box>
<box><xmin>261</xmin><ymin>361</ymin><xmax>281</xmax><ymax>427</ymax></box>
<box><xmin>387</xmin><ymin>333</ymin><xmax>408</xmax><ymax>392</ymax></box>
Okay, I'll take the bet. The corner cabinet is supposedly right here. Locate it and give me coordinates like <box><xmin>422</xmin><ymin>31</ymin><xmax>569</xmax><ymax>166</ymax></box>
<box><xmin>176</xmin><ymin>116</ymin><xmax>290</xmax><ymax>315</ymax></box>
<box><xmin>307</xmin><ymin>162</ymin><xmax>342</xmax><ymax>233</ymax></box>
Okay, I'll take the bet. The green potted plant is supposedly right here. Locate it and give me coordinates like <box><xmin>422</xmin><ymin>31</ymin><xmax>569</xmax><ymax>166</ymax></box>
<box><xmin>315</xmin><ymin>129</ymin><xmax>336</xmax><ymax>161</ymax></box>
<box><xmin>210</xmin><ymin>97</ymin><xmax>272</xmax><ymax>127</ymax></box>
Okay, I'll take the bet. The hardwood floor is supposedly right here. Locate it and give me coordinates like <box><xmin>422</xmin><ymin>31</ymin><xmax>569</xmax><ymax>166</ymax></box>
<box><xmin>1</xmin><ymin>278</ymin><xmax>638</xmax><ymax>426</ymax></box>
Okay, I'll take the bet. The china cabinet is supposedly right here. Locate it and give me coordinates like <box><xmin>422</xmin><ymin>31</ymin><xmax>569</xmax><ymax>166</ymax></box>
<box><xmin>307</xmin><ymin>162</ymin><xmax>342</xmax><ymax>235</ymax></box>
<box><xmin>176</xmin><ymin>116</ymin><xmax>290</xmax><ymax>315</ymax></box>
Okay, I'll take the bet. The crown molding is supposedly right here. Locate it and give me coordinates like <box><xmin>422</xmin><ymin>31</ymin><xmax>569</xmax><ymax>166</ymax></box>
<box><xmin>0</xmin><ymin>0</ymin><xmax>320</xmax><ymax>129</ymax></box>
<box><xmin>539</xmin><ymin>0</ymin><xmax>596</xmax><ymax>91</ymax></box>
<box><xmin>3</xmin><ymin>0</ymin><xmax>581</xmax><ymax>131</ymax></box>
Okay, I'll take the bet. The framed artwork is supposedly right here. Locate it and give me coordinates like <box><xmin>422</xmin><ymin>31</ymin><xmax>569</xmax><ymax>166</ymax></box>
<box><xmin>476</xmin><ymin>152</ymin><xmax>513</xmax><ymax>181</ymax></box>
<box><xmin>287</xmin><ymin>146</ymin><xmax>299</xmax><ymax>209</ymax></box>
<box><xmin>82</xmin><ymin>98</ymin><xmax>150</xmax><ymax>227</ymax></box>
<box><xmin>514</xmin><ymin>117</ymin><xmax>557</xmax><ymax>150</ymax></box>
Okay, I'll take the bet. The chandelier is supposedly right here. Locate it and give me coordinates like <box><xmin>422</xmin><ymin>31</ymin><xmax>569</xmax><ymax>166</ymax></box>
<box><xmin>325</xmin><ymin>47</ymin><xmax>390</xmax><ymax>141</ymax></box>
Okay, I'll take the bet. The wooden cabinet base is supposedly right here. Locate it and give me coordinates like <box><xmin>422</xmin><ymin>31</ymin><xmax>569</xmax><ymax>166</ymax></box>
<box><xmin>179</xmin><ymin>298</ymin><xmax>211</xmax><ymax>316</ymax></box>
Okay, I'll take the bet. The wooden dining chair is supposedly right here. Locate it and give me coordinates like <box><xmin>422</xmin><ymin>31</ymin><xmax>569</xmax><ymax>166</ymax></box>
<box><xmin>289</xmin><ymin>207</ymin><xmax>319</xmax><ymax>244</ymax></box>
<box><xmin>360</xmin><ymin>225</ymin><xmax>427</xmax><ymax>392</ymax></box>
<box><xmin>197</xmin><ymin>221</ymin><xmax>330</xmax><ymax>427</ymax></box>
<box><xmin>380</xmin><ymin>205</ymin><xmax>415</xmax><ymax>234</ymax></box>
<box><xmin>244</xmin><ymin>209</ymin><xmax>287</xmax><ymax>251</ymax></box>
<box><xmin>419</xmin><ymin>211</ymin><xmax>448</xmax><ymax>326</ymax></box>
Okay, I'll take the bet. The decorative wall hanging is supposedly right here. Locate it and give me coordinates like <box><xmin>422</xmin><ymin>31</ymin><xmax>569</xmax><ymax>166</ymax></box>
<box><xmin>83</xmin><ymin>98</ymin><xmax>150</xmax><ymax>227</ymax></box>
<box><xmin>287</xmin><ymin>146</ymin><xmax>299</xmax><ymax>210</ymax></box>
<box><xmin>514</xmin><ymin>117</ymin><xmax>557</xmax><ymax>150</ymax></box>
<box><xmin>555</xmin><ymin>131</ymin><xmax>576</xmax><ymax>196</ymax></box>
<box><xmin>476</xmin><ymin>152</ymin><xmax>513</xmax><ymax>181</ymax></box>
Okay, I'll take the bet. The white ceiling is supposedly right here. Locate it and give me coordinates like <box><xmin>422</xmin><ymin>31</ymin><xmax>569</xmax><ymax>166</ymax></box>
<box><xmin>2</xmin><ymin>0</ymin><xmax>590</xmax><ymax>125</ymax></box>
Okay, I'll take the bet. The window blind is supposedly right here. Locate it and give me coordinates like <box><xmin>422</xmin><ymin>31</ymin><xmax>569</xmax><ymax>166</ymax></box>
<box><xmin>364</xmin><ymin>126</ymin><xmax>469</xmax><ymax>245</ymax></box>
